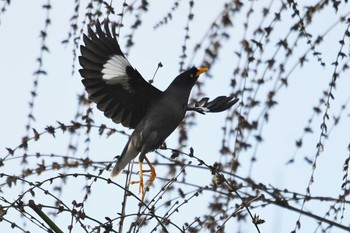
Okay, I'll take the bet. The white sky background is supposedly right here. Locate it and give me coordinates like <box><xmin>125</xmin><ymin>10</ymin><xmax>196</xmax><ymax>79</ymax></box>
<box><xmin>1</xmin><ymin>1</ymin><xmax>350</xmax><ymax>233</ymax></box>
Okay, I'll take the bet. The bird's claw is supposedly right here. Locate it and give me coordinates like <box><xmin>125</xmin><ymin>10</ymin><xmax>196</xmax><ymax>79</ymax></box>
<box><xmin>130</xmin><ymin>157</ymin><xmax>157</xmax><ymax>201</ymax></box>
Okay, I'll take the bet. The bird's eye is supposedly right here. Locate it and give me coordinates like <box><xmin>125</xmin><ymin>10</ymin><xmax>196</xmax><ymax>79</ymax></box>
<box><xmin>190</xmin><ymin>74</ymin><xmax>194</xmax><ymax>78</ymax></box>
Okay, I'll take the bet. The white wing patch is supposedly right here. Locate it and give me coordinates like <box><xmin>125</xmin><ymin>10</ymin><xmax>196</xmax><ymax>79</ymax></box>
<box><xmin>102</xmin><ymin>55</ymin><xmax>132</xmax><ymax>91</ymax></box>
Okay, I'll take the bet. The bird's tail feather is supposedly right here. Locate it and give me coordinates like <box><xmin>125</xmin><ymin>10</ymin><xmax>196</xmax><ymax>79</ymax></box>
<box><xmin>111</xmin><ymin>137</ymin><xmax>139</xmax><ymax>177</ymax></box>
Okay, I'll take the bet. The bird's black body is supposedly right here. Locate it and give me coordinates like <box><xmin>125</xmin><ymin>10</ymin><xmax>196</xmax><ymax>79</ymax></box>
<box><xmin>79</xmin><ymin>20</ymin><xmax>238</xmax><ymax>180</ymax></box>
<box><xmin>112</xmin><ymin>67</ymin><xmax>201</xmax><ymax>176</ymax></box>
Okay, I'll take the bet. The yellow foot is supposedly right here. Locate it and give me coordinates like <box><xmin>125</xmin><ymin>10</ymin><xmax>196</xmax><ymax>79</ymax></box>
<box><xmin>130</xmin><ymin>160</ymin><xmax>146</xmax><ymax>200</ymax></box>
<box><xmin>130</xmin><ymin>157</ymin><xmax>157</xmax><ymax>201</ymax></box>
<box><xmin>144</xmin><ymin>156</ymin><xmax>156</xmax><ymax>187</ymax></box>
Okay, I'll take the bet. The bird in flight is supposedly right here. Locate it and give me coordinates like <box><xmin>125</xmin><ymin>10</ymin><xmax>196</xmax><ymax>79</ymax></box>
<box><xmin>79</xmin><ymin>19</ymin><xmax>238</xmax><ymax>201</ymax></box>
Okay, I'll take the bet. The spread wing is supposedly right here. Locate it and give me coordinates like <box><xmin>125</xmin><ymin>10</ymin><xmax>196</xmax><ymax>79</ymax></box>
<box><xmin>79</xmin><ymin>20</ymin><xmax>163</xmax><ymax>129</ymax></box>
<box><xmin>187</xmin><ymin>96</ymin><xmax>239</xmax><ymax>114</ymax></box>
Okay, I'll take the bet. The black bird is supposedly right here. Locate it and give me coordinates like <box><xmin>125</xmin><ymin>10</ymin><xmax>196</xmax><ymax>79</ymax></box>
<box><xmin>79</xmin><ymin>20</ymin><xmax>238</xmax><ymax>200</ymax></box>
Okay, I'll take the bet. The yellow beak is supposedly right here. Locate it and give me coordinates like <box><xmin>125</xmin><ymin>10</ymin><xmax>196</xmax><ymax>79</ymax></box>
<box><xmin>195</xmin><ymin>67</ymin><xmax>208</xmax><ymax>77</ymax></box>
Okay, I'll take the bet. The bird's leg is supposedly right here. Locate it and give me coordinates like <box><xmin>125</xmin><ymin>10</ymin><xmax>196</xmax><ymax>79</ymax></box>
<box><xmin>144</xmin><ymin>156</ymin><xmax>156</xmax><ymax>187</ymax></box>
<box><xmin>129</xmin><ymin>156</ymin><xmax>157</xmax><ymax>201</ymax></box>
<box><xmin>130</xmin><ymin>160</ymin><xmax>145</xmax><ymax>201</ymax></box>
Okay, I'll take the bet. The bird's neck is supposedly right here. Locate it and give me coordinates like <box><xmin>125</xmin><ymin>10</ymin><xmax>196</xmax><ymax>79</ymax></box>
<box><xmin>164</xmin><ymin>85</ymin><xmax>193</xmax><ymax>104</ymax></box>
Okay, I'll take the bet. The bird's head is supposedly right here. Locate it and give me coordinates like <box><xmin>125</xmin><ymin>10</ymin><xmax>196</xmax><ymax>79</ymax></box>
<box><xmin>169</xmin><ymin>67</ymin><xmax>208</xmax><ymax>89</ymax></box>
<box><xmin>185</xmin><ymin>66</ymin><xmax>208</xmax><ymax>79</ymax></box>
<box><xmin>194</xmin><ymin>67</ymin><xmax>208</xmax><ymax>77</ymax></box>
